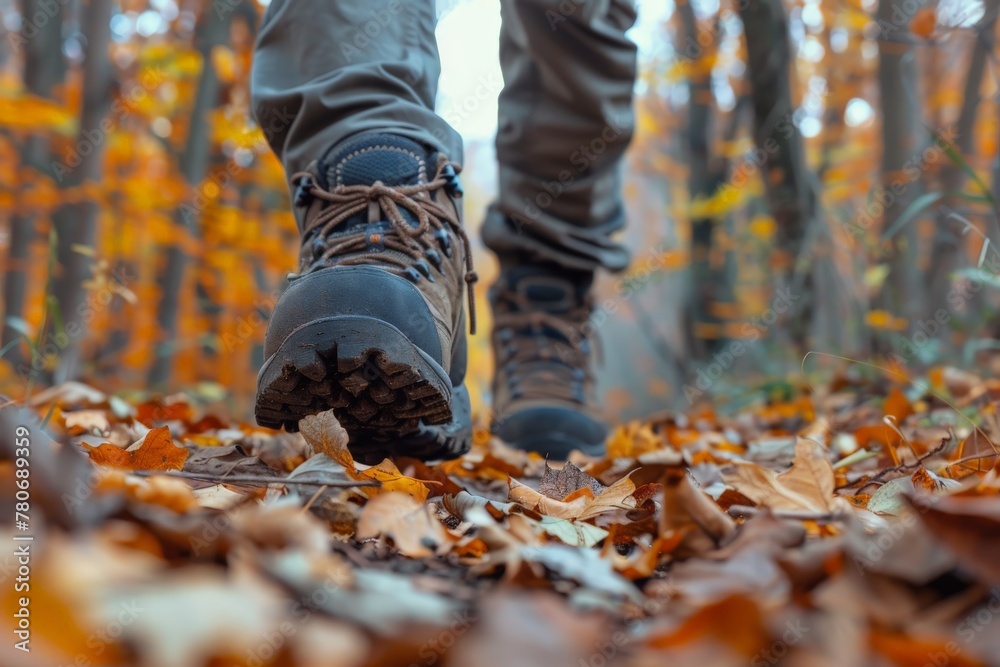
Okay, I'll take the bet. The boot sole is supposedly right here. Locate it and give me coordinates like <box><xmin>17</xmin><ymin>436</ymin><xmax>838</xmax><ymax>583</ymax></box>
<box><xmin>255</xmin><ymin>315</ymin><xmax>458</xmax><ymax>457</ymax></box>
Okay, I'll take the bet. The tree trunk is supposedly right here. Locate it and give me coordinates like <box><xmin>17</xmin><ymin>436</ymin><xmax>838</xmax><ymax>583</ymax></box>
<box><xmin>677</xmin><ymin>0</ymin><xmax>738</xmax><ymax>360</ymax></box>
<box><xmin>1</xmin><ymin>0</ymin><xmax>66</xmax><ymax>371</ymax></box>
<box><xmin>49</xmin><ymin>0</ymin><xmax>113</xmax><ymax>383</ymax></box>
<box><xmin>737</xmin><ymin>0</ymin><xmax>821</xmax><ymax>349</ymax></box>
<box><xmin>875</xmin><ymin>0</ymin><xmax>927</xmax><ymax>348</ymax></box>
<box><xmin>148</xmin><ymin>7</ymin><xmax>232</xmax><ymax>388</ymax></box>
<box><xmin>927</xmin><ymin>0</ymin><xmax>999</xmax><ymax>320</ymax></box>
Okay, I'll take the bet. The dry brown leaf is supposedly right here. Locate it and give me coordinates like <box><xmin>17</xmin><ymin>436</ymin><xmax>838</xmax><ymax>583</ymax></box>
<box><xmin>578</xmin><ymin>474</ymin><xmax>641</xmax><ymax>520</ymax></box>
<box><xmin>508</xmin><ymin>478</ymin><xmax>590</xmax><ymax>519</ymax></box>
<box><xmin>506</xmin><ymin>472</ymin><xmax>639</xmax><ymax>521</ymax></box>
<box><xmin>725</xmin><ymin>438</ymin><xmax>846</xmax><ymax>513</ymax></box>
<box><xmin>299</xmin><ymin>410</ymin><xmax>353</xmax><ymax>468</ymax></box>
<box><xmin>84</xmin><ymin>426</ymin><xmax>188</xmax><ymax>471</ymax></box>
<box><xmin>63</xmin><ymin>409</ymin><xmax>111</xmax><ymax>434</ymax></box>
<box><xmin>660</xmin><ymin>466</ymin><xmax>735</xmax><ymax>555</ymax></box>
<box><xmin>909</xmin><ymin>494</ymin><xmax>1000</xmax><ymax>584</ymax></box>
<box><xmin>356</xmin><ymin>492</ymin><xmax>450</xmax><ymax>558</ymax></box>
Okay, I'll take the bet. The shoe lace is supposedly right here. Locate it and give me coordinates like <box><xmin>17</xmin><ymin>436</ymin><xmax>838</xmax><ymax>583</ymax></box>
<box><xmin>493</xmin><ymin>287</ymin><xmax>594</xmax><ymax>403</ymax></box>
<box><xmin>288</xmin><ymin>154</ymin><xmax>479</xmax><ymax>334</ymax></box>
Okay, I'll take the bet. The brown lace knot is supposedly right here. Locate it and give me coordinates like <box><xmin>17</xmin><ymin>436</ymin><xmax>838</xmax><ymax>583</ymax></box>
<box><xmin>289</xmin><ymin>155</ymin><xmax>479</xmax><ymax>335</ymax></box>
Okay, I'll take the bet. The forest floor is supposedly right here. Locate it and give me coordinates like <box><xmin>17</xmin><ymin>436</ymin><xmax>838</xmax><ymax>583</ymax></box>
<box><xmin>2</xmin><ymin>366</ymin><xmax>1000</xmax><ymax>667</ymax></box>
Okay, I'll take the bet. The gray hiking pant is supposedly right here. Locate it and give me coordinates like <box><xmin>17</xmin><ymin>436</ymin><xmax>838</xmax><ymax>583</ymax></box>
<box><xmin>251</xmin><ymin>0</ymin><xmax>638</xmax><ymax>272</ymax></box>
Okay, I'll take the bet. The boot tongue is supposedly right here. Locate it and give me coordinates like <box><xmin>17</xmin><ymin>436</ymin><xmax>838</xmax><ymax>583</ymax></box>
<box><xmin>319</xmin><ymin>133</ymin><xmax>430</xmax><ymax>189</ymax></box>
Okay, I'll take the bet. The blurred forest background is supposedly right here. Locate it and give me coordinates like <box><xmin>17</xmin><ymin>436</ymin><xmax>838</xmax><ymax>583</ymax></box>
<box><xmin>0</xmin><ymin>0</ymin><xmax>997</xmax><ymax>423</ymax></box>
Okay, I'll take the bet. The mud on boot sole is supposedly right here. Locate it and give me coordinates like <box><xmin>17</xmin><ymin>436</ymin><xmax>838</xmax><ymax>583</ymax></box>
<box><xmin>255</xmin><ymin>315</ymin><xmax>455</xmax><ymax>449</ymax></box>
<box><xmin>346</xmin><ymin>383</ymin><xmax>472</xmax><ymax>464</ymax></box>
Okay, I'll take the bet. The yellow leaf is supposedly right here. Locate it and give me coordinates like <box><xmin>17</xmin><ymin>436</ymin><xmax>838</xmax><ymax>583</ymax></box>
<box><xmin>748</xmin><ymin>215</ymin><xmax>776</xmax><ymax>240</ymax></box>
<box><xmin>865</xmin><ymin>310</ymin><xmax>908</xmax><ymax>331</ymax></box>
<box><xmin>359</xmin><ymin>459</ymin><xmax>430</xmax><ymax>502</ymax></box>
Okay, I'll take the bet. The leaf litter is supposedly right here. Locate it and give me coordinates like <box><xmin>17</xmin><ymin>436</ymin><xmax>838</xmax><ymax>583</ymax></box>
<box><xmin>3</xmin><ymin>369</ymin><xmax>1000</xmax><ymax>665</ymax></box>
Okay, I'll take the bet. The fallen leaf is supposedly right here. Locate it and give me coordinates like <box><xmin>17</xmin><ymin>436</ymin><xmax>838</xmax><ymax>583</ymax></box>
<box><xmin>725</xmin><ymin>438</ymin><xmax>847</xmax><ymax>513</ymax></box>
<box><xmin>84</xmin><ymin>426</ymin><xmax>189</xmax><ymax>471</ymax></box>
<box><xmin>356</xmin><ymin>492</ymin><xmax>450</xmax><ymax>558</ymax></box>
<box><xmin>358</xmin><ymin>459</ymin><xmax>430</xmax><ymax>502</ymax></box>
<box><xmin>883</xmin><ymin>388</ymin><xmax>912</xmax><ymax>422</ymax></box>
<box><xmin>660</xmin><ymin>465</ymin><xmax>735</xmax><ymax>555</ymax></box>
<box><xmin>909</xmin><ymin>494</ymin><xmax>1000</xmax><ymax>584</ymax></box>
<box><xmin>299</xmin><ymin>410</ymin><xmax>353</xmax><ymax>468</ymax></box>
<box><xmin>536</xmin><ymin>516</ymin><xmax>609</xmax><ymax>547</ymax></box>
<box><xmin>538</xmin><ymin>462</ymin><xmax>606</xmax><ymax>500</ymax></box>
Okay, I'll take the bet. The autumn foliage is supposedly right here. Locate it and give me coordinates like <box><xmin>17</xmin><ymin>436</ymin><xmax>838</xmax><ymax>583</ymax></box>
<box><xmin>3</xmin><ymin>366</ymin><xmax>1000</xmax><ymax>664</ymax></box>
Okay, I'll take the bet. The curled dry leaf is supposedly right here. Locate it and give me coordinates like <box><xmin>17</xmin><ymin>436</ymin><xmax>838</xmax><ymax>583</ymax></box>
<box><xmin>660</xmin><ymin>465</ymin><xmax>735</xmax><ymax>556</ymax></box>
<box><xmin>508</xmin><ymin>472</ymin><xmax>639</xmax><ymax>521</ymax></box>
<box><xmin>536</xmin><ymin>516</ymin><xmax>609</xmax><ymax>548</ymax></box>
<box><xmin>299</xmin><ymin>410</ymin><xmax>429</xmax><ymax>500</ymax></box>
<box><xmin>299</xmin><ymin>410</ymin><xmax>353</xmax><ymax>468</ymax></box>
<box><xmin>84</xmin><ymin>426</ymin><xmax>189</xmax><ymax>471</ymax></box>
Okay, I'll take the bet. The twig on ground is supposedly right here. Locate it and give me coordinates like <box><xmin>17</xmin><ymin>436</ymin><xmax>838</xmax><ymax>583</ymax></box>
<box><xmin>132</xmin><ymin>469</ymin><xmax>377</xmax><ymax>488</ymax></box>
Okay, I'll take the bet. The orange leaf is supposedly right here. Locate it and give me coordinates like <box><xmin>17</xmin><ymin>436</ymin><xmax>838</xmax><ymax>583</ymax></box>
<box><xmin>84</xmin><ymin>426</ymin><xmax>188</xmax><ymax>471</ymax></box>
<box><xmin>883</xmin><ymin>388</ymin><xmax>912</xmax><ymax>422</ymax></box>
<box><xmin>910</xmin><ymin>8</ymin><xmax>936</xmax><ymax>38</ymax></box>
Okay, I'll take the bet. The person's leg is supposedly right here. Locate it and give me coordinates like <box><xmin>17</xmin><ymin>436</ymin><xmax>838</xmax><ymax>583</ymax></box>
<box><xmin>484</xmin><ymin>0</ymin><xmax>638</xmax><ymax>272</ymax></box>
<box><xmin>252</xmin><ymin>0</ymin><xmax>462</xmax><ymax>184</ymax></box>
<box><xmin>250</xmin><ymin>0</ymin><xmax>474</xmax><ymax>461</ymax></box>
<box><xmin>488</xmin><ymin>0</ymin><xmax>638</xmax><ymax>457</ymax></box>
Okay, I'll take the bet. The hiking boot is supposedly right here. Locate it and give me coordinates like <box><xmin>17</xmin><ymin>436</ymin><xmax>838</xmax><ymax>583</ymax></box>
<box><xmin>255</xmin><ymin>133</ymin><xmax>477</xmax><ymax>462</ymax></box>
<box><xmin>490</xmin><ymin>258</ymin><xmax>607</xmax><ymax>457</ymax></box>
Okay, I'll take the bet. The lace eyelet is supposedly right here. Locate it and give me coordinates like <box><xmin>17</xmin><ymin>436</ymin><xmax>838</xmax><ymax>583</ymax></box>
<box><xmin>425</xmin><ymin>249</ymin><xmax>443</xmax><ymax>270</ymax></box>
<box><xmin>414</xmin><ymin>260</ymin><xmax>434</xmax><ymax>281</ymax></box>
<box><xmin>294</xmin><ymin>175</ymin><xmax>315</xmax><ymax>207</ymax></box>
<box><xmin>434</xmin><ymin>229</ymin><xmax>454</xmax><ymax>257</ymax></box>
